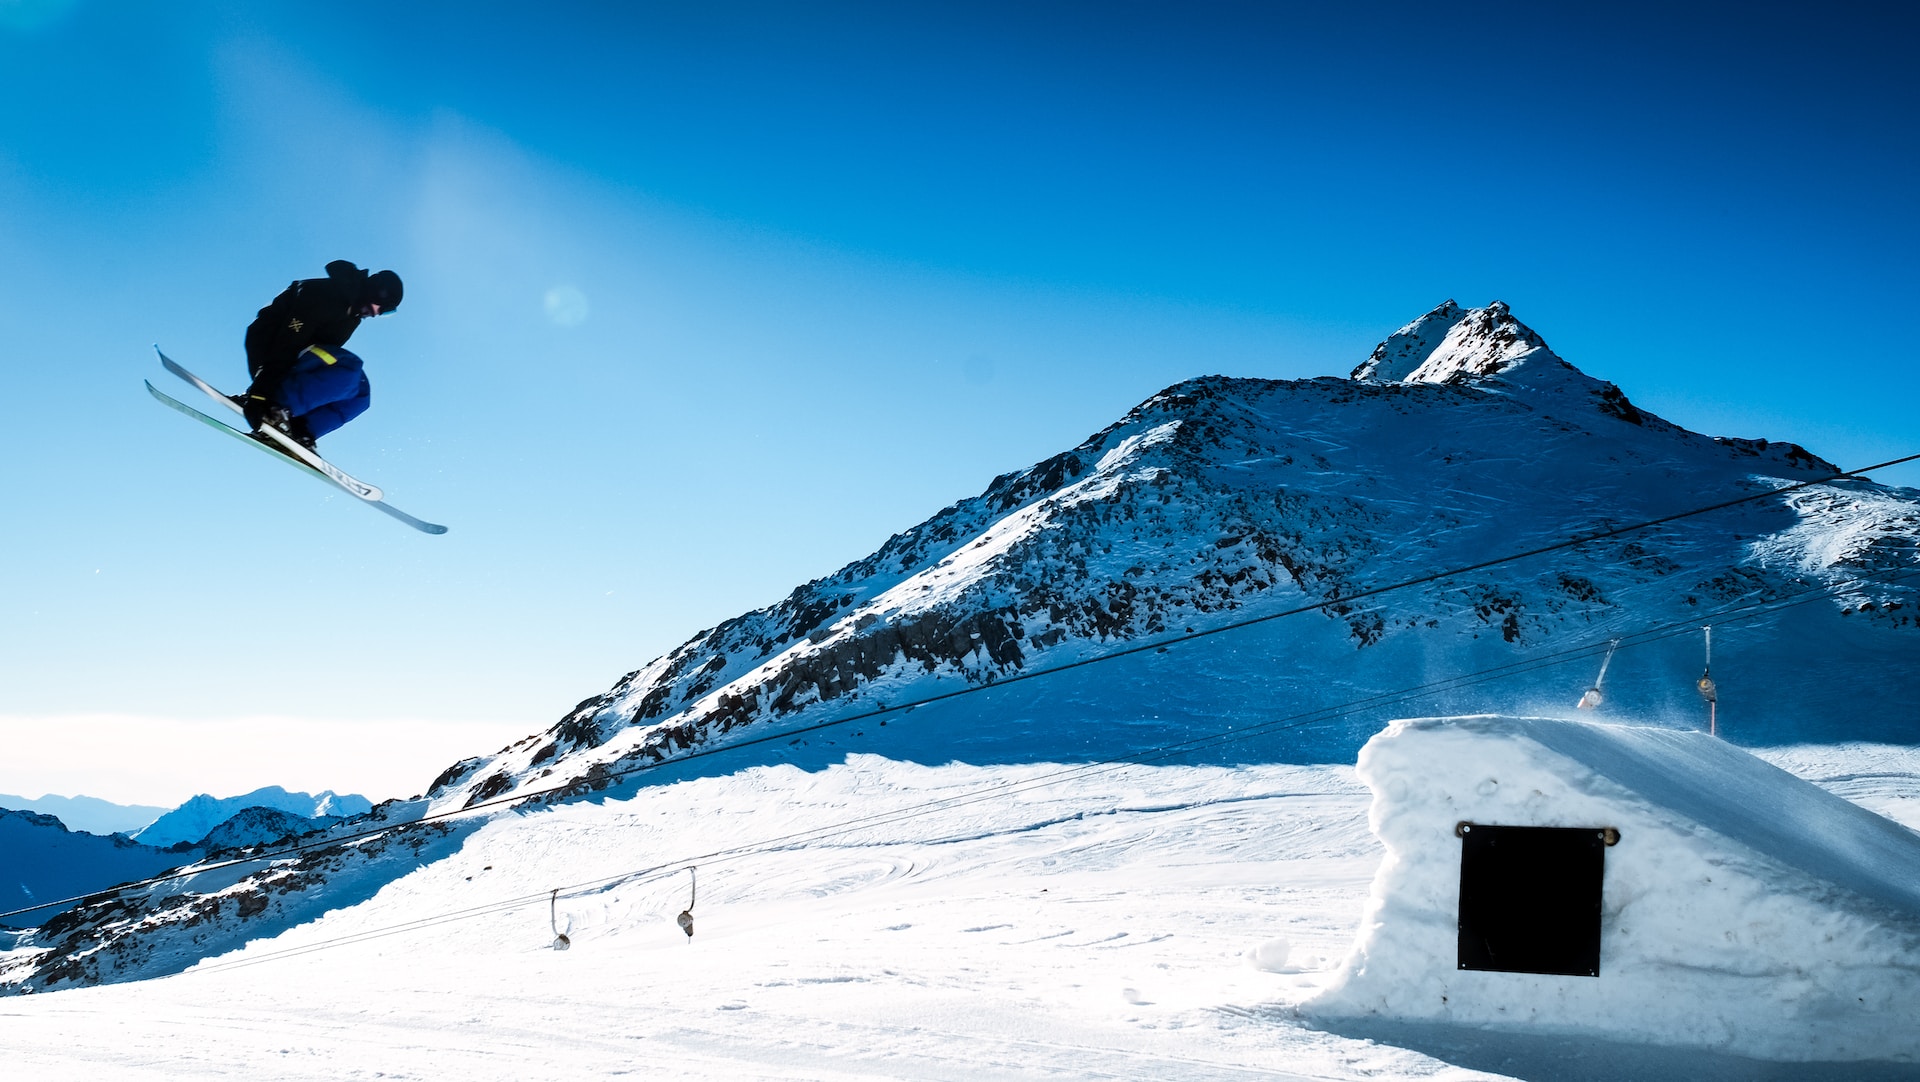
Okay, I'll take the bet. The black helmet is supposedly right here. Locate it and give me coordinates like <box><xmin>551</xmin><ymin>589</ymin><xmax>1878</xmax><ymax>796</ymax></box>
<box><xmin>361</xmin><ymin>269</ymin><xmax>404</xmax><ymax>314</ymax></box>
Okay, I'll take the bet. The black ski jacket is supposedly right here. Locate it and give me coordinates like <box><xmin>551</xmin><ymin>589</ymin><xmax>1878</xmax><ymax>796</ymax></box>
<box><xmin>244</xmin><ymin>260</ymin><xmax>370</xmax><ymax>388</ymax></box>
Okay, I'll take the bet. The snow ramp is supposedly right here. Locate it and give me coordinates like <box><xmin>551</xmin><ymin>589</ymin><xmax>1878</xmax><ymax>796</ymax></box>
<box><xmin>1308</xmin><ymin>715</ymin><xmax>1920</xmax><ymax>1063</ymax></box>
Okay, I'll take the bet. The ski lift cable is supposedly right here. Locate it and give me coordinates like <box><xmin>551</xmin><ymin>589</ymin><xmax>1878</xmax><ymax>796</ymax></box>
<box><xmin>343</xmin><ymin>561</ymin><xmax>1920</xmax><ymax>885</ymax></box>
<box><xmin>5</xmin><ymin>457</ymin><xmax>1915</xmax><ymax>924</ymax></box>
<box><xmin>6</xmin><ymin>553</ymin><xmax>1913</xmax><ymax>930</ymax></box>
<box><xmin>640</xmin><ymin>567</ymin><xmax>1920</xmax><ymax>865</ymax></box>
<box><xmin>146</xmin><ymin>568</ymin><xmax>1920</xmax><ymax>978</ymax></box>
<box><xmin>178</xmin><ymin>568</ymin><xmax>1920</xmax><ymax>981</ymax></box>
<box><xmin>5</xmin><ymin>554</ymin><xmax>1913</xmax><ymax>927</ymax></box>
<box><xmin>103</xmin><ymin>633</ymin><xmax>1682</xmax><ymax>978</ymax></box>
<box><xmin>181</xmin><ymin>889</ymin><xmax>572</xmax><ymax>977</ymax></box>
<box><xmin>173</xmin><ymin>571</ymin><xmax>1917</xmax><ymax>982</ymax></box>
<box><xmin>586</xmin><ymin>567</ymin><xmax>1907</xmax><ymax>875</ymax></box>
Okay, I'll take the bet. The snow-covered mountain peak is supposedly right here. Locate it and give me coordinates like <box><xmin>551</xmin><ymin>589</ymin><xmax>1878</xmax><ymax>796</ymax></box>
<box><xmin>1352</xmin><ymin>299</ymin><xmax>1559</xmax><ymax>385</ymax></box>
<box><xmin>1348</xmin><ymin>298</ymin><xmax>1702</xmax><ymax>439</ymax></box>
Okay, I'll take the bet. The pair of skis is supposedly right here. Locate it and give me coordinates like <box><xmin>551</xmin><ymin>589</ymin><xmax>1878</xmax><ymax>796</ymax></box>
<box><xmin>145</xmin><ymin>347</ymin><xmax>448</xmax><ymax>534</ymax></box>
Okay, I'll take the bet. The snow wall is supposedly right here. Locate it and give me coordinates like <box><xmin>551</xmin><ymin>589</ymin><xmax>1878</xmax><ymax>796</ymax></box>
<box><xmin>1306</xmin><ymin>715</ymin><xmax>1920</xmax><ymax>1062</ymax></box>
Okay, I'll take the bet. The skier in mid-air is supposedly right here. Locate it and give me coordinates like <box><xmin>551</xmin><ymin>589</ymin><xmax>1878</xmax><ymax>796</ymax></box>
<box><xmin>238</xmin><ymin>259</ymin><xmax>403</xmax><ymax>451</ymax></box>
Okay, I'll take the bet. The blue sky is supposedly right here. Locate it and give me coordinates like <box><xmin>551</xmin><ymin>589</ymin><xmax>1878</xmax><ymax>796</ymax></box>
<box><xmin>3</xmin><ymin>1</ymin><xmax>1915</xmax><ymax>805</ymax></box>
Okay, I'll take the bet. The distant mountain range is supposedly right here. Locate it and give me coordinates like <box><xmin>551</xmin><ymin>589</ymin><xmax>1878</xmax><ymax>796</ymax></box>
<box><xmin>0</xmin><ymin>793</ymin><xmax>166</xmax><ymax>838</ymax></box>
<box><xmin>0</xmin><ymin>786</ymin><xmax>372</xmax><ymax>929</ymax></box>
<box><xmin>132</xmin><ymin>787</ymin><xmax>371</xmax><ymax>848</ymax></box>
<box><xmin>6</xmin><ymin>299</ymin><xmax>1916</xmax><ymax>991</ymax></box>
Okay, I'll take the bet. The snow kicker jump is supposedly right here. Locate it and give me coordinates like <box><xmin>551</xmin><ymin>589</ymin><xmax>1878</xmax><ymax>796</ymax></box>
<box><xmin>147</xmin><ymin>348</ymin><xmax>447</xmax><ymax>535</ymax></box>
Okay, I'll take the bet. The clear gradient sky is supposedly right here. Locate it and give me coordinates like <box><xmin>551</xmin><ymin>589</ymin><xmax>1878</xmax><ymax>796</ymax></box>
<box><xmin>3</xmin><ymin>1</ymin><xmax>1916</xmax><ymax>806</ymax></box>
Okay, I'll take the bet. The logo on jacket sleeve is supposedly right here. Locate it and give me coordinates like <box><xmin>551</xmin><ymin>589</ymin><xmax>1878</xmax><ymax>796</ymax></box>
<box><xmin>288</xmin><ymin>318</ymin><xmax>305</xmax><ymax>332</ymax></box>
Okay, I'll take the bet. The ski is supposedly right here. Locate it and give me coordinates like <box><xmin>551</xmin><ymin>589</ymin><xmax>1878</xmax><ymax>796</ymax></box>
<box><xmin>145</xmin><ymin>380</ymin><xmax>448</xmax><ymax>535</ymax></box>
<box><xmin>154</xmin><ymin>347</ymin><xmax>383</xmax><ymax>501</ymax></box>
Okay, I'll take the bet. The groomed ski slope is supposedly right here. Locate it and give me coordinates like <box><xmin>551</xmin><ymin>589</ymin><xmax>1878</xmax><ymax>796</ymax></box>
<box><xmin>4</xmin><ymin>742</ymin><xmax>1920</xmax><ymax>1081</ymax></box>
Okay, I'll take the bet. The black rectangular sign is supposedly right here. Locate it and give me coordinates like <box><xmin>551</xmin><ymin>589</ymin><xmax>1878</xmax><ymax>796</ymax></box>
<box><xmin>1456</xmin><ymin>822</ymin><xmax>1609</xmax><ymax>977</ymax></box>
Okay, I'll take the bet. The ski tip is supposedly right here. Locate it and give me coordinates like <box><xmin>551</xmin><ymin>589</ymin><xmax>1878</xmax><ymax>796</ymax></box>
<box><xmin>374</xmin><ymin>503</ymin><xmax>450</xmax><ymax>534</ymax></box>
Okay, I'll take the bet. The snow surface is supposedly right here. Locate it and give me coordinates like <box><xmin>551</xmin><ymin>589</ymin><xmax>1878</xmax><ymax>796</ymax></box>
<box><xmin>1309</xmin><ymin>717</ymin><xmax>1920</xmax><ymax>1062</ymax></box>
<box><xmin>3</xmin><ymin>742</ymin><xmax>1919</xmax><ymax>1080</ymax></box>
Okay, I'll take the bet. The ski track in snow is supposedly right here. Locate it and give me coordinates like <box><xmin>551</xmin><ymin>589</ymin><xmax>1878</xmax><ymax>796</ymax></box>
<box><xmin>4</xmin><ymin>751</ymin><xmax>1919</xmax><ymax>1080</ymax></box>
